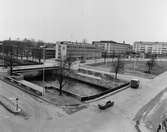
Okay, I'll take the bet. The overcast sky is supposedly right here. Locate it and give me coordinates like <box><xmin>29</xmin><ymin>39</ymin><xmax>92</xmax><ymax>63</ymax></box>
<box><xmin>1</xmin><ymin>0</ymin><xmax>167</xmax><ymax>44</ymax></box>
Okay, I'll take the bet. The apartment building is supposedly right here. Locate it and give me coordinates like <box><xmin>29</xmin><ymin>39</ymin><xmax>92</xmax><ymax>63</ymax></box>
<box><xmin>55</xmin><ymin>41</ymin><xmax>102</xmax><ymax>60</ymax></box>
<box><xmin>92</xmin><ymin>40</ymin><xmax>132</xmax><ymax>57</ymax></box>
<box><xmin>133</xmin><ymin>41</ymin><xmax>167</xmax><ymax>55</ymax></box>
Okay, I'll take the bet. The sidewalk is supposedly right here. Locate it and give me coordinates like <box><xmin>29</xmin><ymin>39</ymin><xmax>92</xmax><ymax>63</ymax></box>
<box><xmin>54</xmin><ymin>72</ymin><xmax>167</xmax><ymax>132</ymax></box>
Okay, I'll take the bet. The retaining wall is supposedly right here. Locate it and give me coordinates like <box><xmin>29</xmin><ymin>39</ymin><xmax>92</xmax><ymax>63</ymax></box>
<box><xmin>10</xmin><ymin>72</ymin><xmax>24</xmax><ymax>80</ymax></box>
<box><xmin>4</xmin><ymin>76</ymin><xmax>44</xmax><ymax>96</ymax></box>
<box><xmin>46</xmin><ymin>83</ymin><xmax>129</xmax><ymax>102</ymax></box>
<box><xmin>69</xmin><ymin>72</ymin><xmax>125</xmax><ymax>90</ymax></box>
<box><xmin>80</xmin><ymin>82</ymin><xmax>130</xmax><ymax>101</ymax></box>
<box><xmin>46</xmin><ymin>86</ymin><xmax>82</xmax><ymax>100</ymax></box>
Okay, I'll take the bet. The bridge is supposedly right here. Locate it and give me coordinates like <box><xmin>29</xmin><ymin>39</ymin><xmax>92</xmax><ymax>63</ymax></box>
<box><xmin>13</xmin><ymin>63</ymin><xmax>59</xmax><ymax>72</ymax></box>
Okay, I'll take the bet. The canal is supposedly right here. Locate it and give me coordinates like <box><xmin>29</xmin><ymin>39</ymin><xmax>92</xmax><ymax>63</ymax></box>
<box><xmin>23</xmin><ymin>70</ymin><xmax>105</xmax><ymax>97</ymax></box>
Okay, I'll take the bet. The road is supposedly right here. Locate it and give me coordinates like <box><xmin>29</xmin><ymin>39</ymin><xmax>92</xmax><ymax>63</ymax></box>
<box><xmin>0</xmin><ymin>79</ymin><xmax>66</xmax><ymax>132</ymax></box>
<box><xmin>56</xmin><ymin>71</ymin><xmax>167</xmax><ymax>132</ymax></box>
<box><xmin>1</xmin><ymin>66</ymin><xmax>167</xmax><ymax>131</ymax></box>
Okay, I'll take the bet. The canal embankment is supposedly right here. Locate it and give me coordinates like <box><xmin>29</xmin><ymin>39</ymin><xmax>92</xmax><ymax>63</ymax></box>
<box><xmin>3</xmin><ymin>68</ymin><xmax>130</xmax><ymax>104</ymax></box>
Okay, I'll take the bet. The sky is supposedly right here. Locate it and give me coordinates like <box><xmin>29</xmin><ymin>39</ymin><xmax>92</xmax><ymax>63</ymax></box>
<box><xmin>0</xmin><ymin>0</ymin><xmax>167</xmax><ymax>44</ymax></box>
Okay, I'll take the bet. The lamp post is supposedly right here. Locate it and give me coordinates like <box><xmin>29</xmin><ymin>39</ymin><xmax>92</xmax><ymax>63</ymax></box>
<box><xmin>16</xmin><ymin>97</ymin><xmax>19</xmax><ymax>112</ymax></box>
<box><xmin>133</xmin><ymin>55</ymin><xmax>136</xmax><ymax>73</ymax></box>
<box><xmin>2</xmin><ymin>44</ymin><xmax>4</xmax><ymax>67</ymax></box>
<box><xmin>40</xmin><ymin>45</ymin><xmax>46</xmax><ymax>96</ymax></box>
<box><xmin>40</xmin><ymin>45</ymin><xmax>46</xmax><ymax>84</ymax></box>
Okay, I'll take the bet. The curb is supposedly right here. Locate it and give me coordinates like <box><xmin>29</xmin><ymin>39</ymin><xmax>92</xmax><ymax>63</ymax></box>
<box><xmin>0</xmin><ymin>95</ymin><xmax>22</xmax><ymax>115</ymax></box>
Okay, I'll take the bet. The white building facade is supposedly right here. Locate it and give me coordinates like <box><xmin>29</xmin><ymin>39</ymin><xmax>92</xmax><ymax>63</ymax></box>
<box><xmin>133</xmin><ymin>41</ymin><xmax>167</xmax><ymax>54</ymax></box>
<box><xmin>92</xmin><ymin>41</ymin><xmax>132</xmax><ymax>56</ymax></box>
<box><xmin>55</xmin><ymin>41</ymin><xmax>102</xmax><ymax>60</ymax></box>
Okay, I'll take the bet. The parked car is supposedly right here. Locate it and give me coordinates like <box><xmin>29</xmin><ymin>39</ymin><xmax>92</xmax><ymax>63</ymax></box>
<box><xmin>130</xmin><ymin>79</ymin><xmax>140</xmax><ymax>89</ymax></box>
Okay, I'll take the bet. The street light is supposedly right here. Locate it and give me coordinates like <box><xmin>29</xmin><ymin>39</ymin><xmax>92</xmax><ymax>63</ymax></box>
<box><xmin>133</xmin><ymin>54</ymin><xmax>137</xmax><ymax>73</ymax></box>
<box><xmin>40</xmin><ymin>45</ymin><xmax>46</xmax><ymax>96</ymax></box>
<box><xmin>2</xmin><ymin>44</ymin><xmax>5</xmax><ymax>67</ymax></box>
<box><xmin>40</xmin><ymin>45</ymin><xmax>46</xmax><ymax>84</ymax></box>
<box><xmin>15</xmin><ymin>97</ymin><xmax>19</xmax><ymax>112</ymax></box>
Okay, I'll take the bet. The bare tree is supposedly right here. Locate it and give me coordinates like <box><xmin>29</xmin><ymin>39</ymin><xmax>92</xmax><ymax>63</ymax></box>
<box><xmin>3</xmin><ymin>44</ymin><xmax>15</xmax><ymax>75</ymax></box>
<box><xmin>32</xmin><ymin>48</ymin><xmax>43</xmax><ymax>63</ymax></box>
<box><xmin>103</xmin><ymin>51</ymin><xmax>107</xmax><ymax>63</ymax></box>
<box><xmin>65</xmin><ymin>53</ymin><xmax>75</xmax><ymax>69</ymax></box>
<box><xmin>8</xmin><ymin>50</ymin><xmax>14</xmax><ymax>75</ymax></box>
<box><xmin>146</xmin><ymin>55</ymin><xmax>156</xmax><ymax>73</ymax></box>
<box><xmin>111</xmin><ymin>50</ymin><xmax>115</xmax><ymax>62</ymax></box>
<box><xmin>112</xmin><ymin>55</ymin><xmax>124</xmax><ymax>79</ymax></box>
<box><xmin>55</xmin><ymin>57</ymin><xmax>73</xmax><ymax>95</ymax></box>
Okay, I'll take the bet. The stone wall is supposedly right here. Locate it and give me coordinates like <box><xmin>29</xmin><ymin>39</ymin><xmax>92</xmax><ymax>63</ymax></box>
<box><xmin>70</xmin><ymin>72</ymin><xmax>125</xmax><ymax>90</ymax></box>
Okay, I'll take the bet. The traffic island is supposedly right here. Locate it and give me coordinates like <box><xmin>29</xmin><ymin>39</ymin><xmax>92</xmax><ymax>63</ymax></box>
<box><xmin>0</xmin><ymin>95</ymin><xmax>27</xmax><ymax>117</ymax></box>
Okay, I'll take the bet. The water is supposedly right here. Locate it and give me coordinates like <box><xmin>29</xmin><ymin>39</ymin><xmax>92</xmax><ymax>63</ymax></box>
<box><xmin>63</xmin><ymin>80</ymin><xmax>103</xmax><ymax>96</ymax></box>
<box><xmin>31</xmin><ymin>79</ymin><xmax>104</xmax><ymax>97</ymax></box>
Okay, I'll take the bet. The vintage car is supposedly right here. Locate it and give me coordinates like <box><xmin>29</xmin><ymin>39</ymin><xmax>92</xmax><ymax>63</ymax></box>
<box><xmin>98</xmin><ymin>101</ymin><xmax>114</xmax><ymax>110</ymax></box>
<box><xmin>130</xmin><ymin>79</ymin><xmax>140</xmax><ymax>89</ymax></box>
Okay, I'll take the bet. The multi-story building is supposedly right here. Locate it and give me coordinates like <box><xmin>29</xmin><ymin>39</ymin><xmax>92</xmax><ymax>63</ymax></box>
<box><xmin>55</xmin><ymin>41</ymin><xmax>102</xmax><ymax>60</ymax></box>
<box><xmin>133</xmin><ymin>41</ymin><xmax>167</xmax><ymax>55</ymax></box>
<box><xmin>92</xmin><ymin>40</ymin><xmax>132</xmax><ymax>57</ymax></box>
<box><xmin>44</xmin><ymin>48</ymin><xmax>56</xmax><ymax>59</ymax></box>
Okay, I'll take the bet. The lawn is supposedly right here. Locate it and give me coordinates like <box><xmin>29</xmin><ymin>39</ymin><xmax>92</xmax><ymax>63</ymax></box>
<box><xmin>89</xmin><ymin>60</ymin><xmax>167</xmax><ymax>77</ymax></box>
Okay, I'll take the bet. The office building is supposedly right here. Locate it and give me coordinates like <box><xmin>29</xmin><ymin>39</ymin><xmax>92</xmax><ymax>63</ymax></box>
<box><xmin>92</xmin><ymin>40</ymin><xmax>132</xmax><ymax>57</ymax></box>
<box><xmin>55</xmin><ymin>41</ymin><xmax>102</xmax><ymax>60</ymax></box>
<box><xmin>133</xmin><ymin>41</ymin><xmax>167</xmax><ymax>55</ymax></box>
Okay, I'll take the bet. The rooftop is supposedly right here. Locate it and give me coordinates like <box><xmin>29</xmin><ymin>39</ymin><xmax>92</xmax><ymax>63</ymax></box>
<box><xmin>134</xmin><ymin>41</ymin><xmax>167</xmax><ymax>45</ymax></box>
<box><xmin>92</xmin><ymin>40</ymin><xmax>131</xmax><ymax>46</ymax></box>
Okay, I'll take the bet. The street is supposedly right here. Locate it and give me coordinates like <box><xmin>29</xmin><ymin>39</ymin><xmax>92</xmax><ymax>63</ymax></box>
<box><xmin>0</xmin><ymin>68</ymin><xmax>167</xmax><ymax>131</ymax></box>
<box><xmin>0</xmin><ymin>79</ymin><xmax>66</xmax><ymax>132</ymax></box>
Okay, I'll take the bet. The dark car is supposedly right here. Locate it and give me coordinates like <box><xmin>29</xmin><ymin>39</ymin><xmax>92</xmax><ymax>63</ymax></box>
<box><xmin>131</xmin><ymin>79</ymin><xmax>140</xmax><ymax>89</ymax></box>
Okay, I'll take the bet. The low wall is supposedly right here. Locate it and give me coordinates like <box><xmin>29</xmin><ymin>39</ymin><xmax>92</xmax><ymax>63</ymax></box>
<box><xmin>80</xmin><ymin>82</ymin><xmax>130</xmax><ymax>101</ymax></box>
<box><xmin>11</xmin><ymin>72</ymin><xmax>24</xmax><ymax>80</ymax></box>
<box><xmin>78</xmin><ymin>68</ymin><xmax>118</xmax><ymax>81</ymax></box>
<box><xmin>46</xmin><ymin>82</ymin><xmax>129</xmax><ymax>102</ymax></box>
<box><xmin>4</xmin><ymin>76</ymin><xmax>44</xmax><ymax>96</ymax></box>
<box><xmin>19</xmin><ymin>71</ymin><xmax>41</xmax><ymax>79</ymax></box>
<box><xmin>69</xmin><ymin>72</ymin><xmax>124</xmax><ymax>90</ymax></box>
<box><xmin>45</xmin><ymin>86</ymin><xmax>82</xmax><ymax>100</ymax></box>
